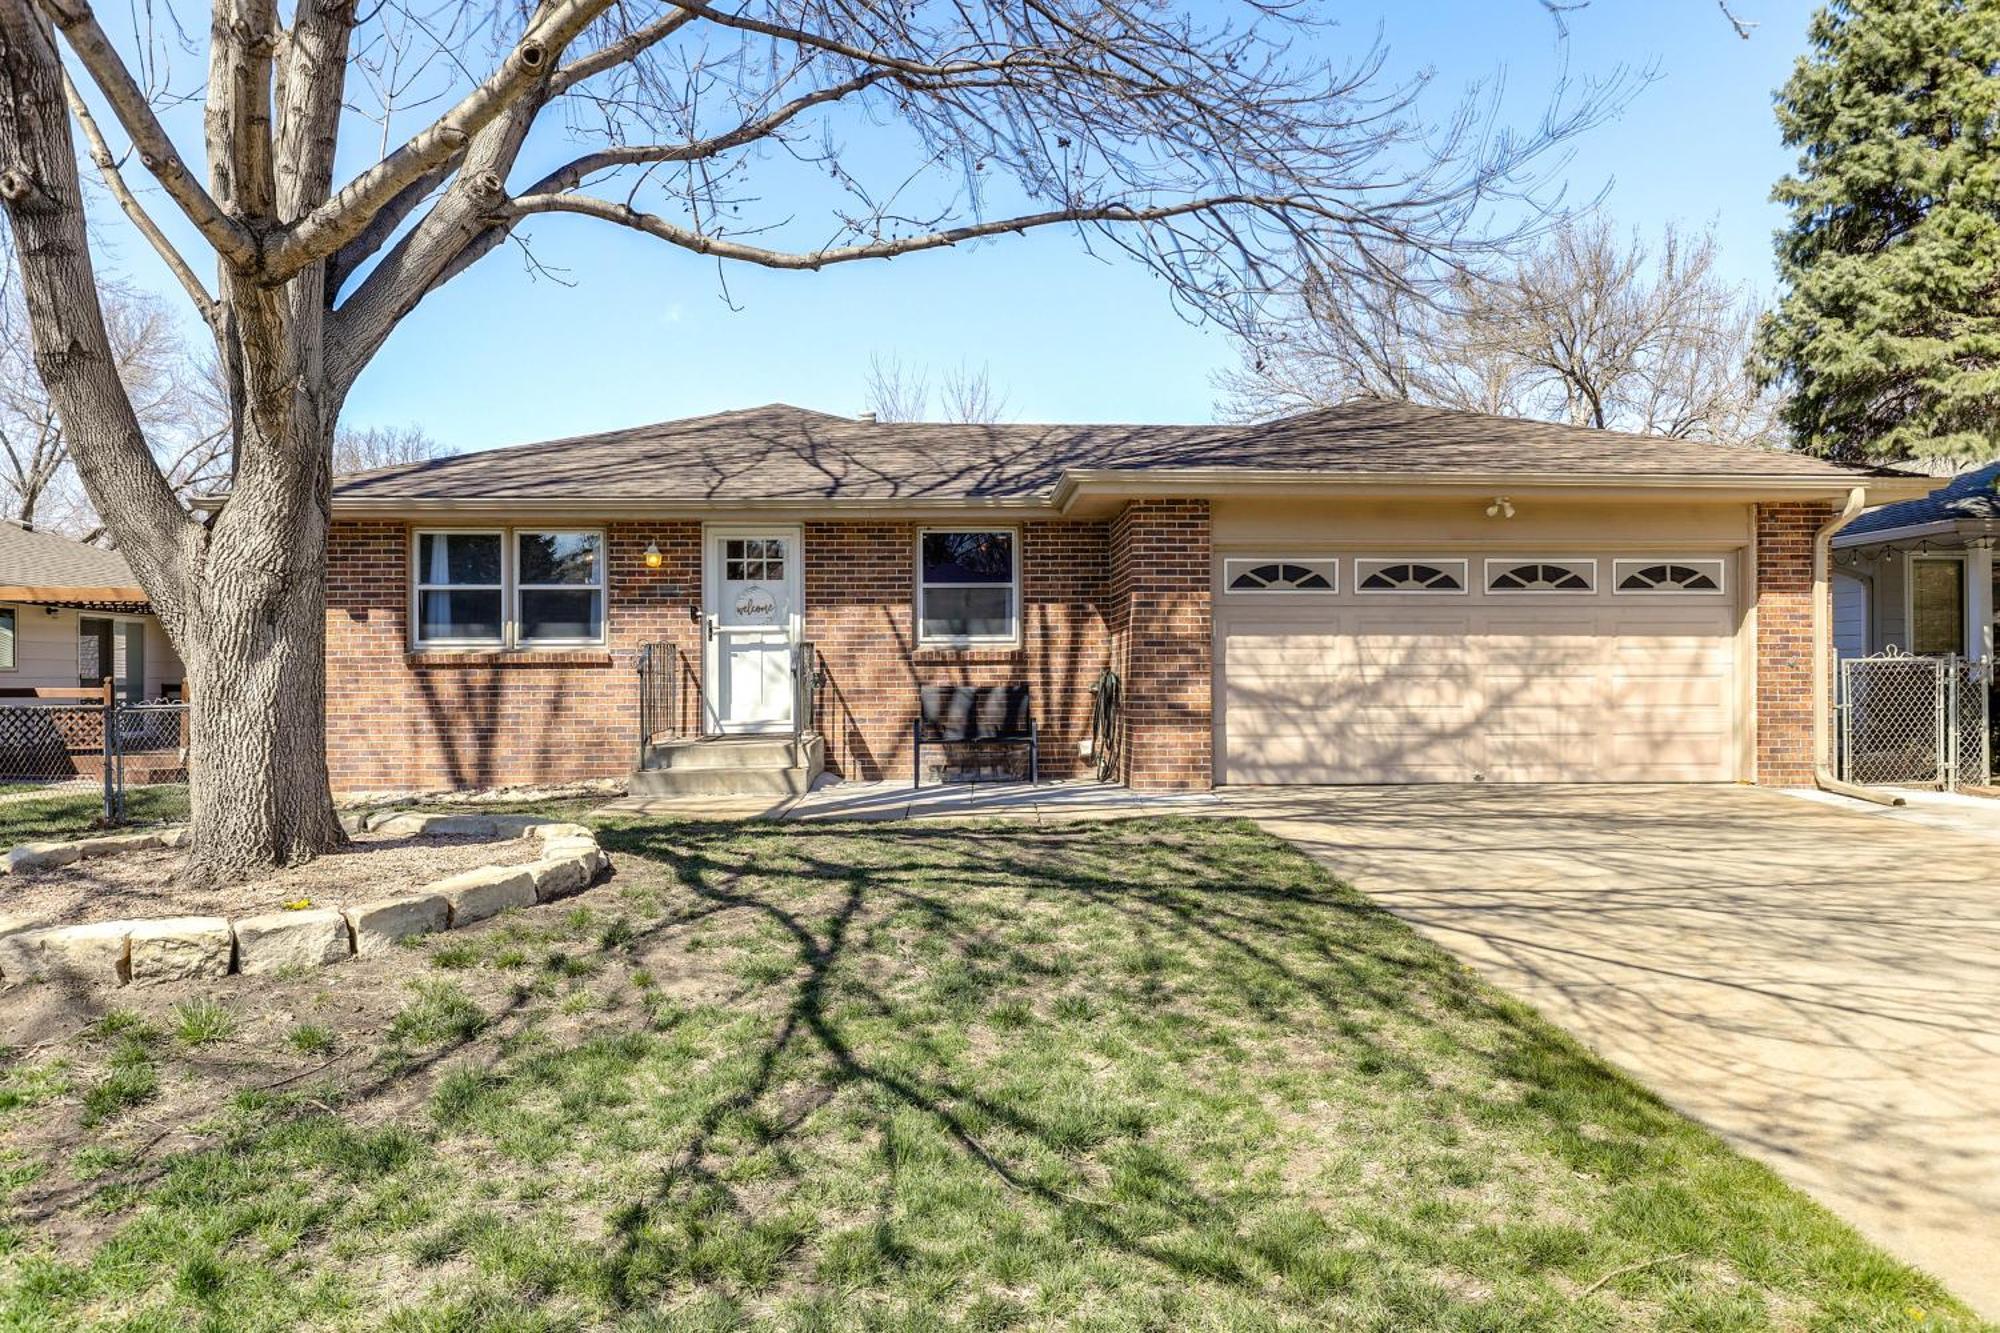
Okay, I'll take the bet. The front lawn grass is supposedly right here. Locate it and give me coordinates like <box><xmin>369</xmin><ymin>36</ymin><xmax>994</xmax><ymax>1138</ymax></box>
<box><xmin>0</xmin><ymin>817</ymin><xmax>1983</xmax><ymax>1331</ymax></box>
<box><xmin>0</xmin><ymin>783</ymin><xmax>188</xmax><ymax>844</ymax></box>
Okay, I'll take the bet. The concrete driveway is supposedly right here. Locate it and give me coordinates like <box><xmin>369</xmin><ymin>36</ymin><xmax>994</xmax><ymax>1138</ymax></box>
<box><xmin>1221</xmin><ymin>785</ymin><xmax>2000</xmax><ymax>1319</ymax></box>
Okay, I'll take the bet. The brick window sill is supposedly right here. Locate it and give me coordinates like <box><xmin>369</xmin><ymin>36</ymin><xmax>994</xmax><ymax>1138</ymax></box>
<box><xmin>910</xmin><ymin>646</ymin><xmax>1028</xmax><ymax>666</ymax></box>
<box><xmin>405</xmin><ymin>649</ymin><xmax>614</xmax><ymax>668</ymax></box>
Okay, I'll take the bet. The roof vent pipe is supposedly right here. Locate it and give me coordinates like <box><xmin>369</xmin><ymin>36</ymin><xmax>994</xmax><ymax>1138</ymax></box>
<box><xmin>855</xmin><ymin>410</ymin><xmax>878</xmax><ymax>423</ymax></box>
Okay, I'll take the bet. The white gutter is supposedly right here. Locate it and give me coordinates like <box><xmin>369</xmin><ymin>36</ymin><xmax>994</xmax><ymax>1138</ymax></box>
<box><xmin>1048</xmin><ymin>467</ymin><xmax>1935</xmax><ymax>512</ymax></box>
<box><xmin>1813</xmin><ymin>486</ymin><xmax>1905</xmax><ymax>807</ymax></box>
<box><xmin>268</xmin><ymin>464</ymin><xmax>1936</xmax><ymax>520</ymax></box>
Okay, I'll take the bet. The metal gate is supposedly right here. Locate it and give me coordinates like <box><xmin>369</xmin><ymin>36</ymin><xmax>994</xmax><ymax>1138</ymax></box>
<box><xmin>107</xmin><ymin>699</ymin><xmax>191</xmax><ymax>821</ymax></box>
<box><xmin>1838</xmin><ymin>650</ymin><xmax>1992</xmax><ymax>790</ymax></box>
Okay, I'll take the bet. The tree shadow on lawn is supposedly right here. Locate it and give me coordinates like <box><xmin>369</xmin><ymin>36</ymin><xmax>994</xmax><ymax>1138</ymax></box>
<box><xmin>2</xmin><ymin>814</ymin><xmax>1978</xmax><ymax>1330</ymax></box>
<box><xmin>562</xmin><ymin>814</ymin><xmax>1973</xmax><ymax>1329</ymax></box>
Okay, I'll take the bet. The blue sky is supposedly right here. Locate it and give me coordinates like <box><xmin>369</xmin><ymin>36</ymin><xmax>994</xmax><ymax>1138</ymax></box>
<box><xmin>99</xmin><ymin>0</ymin><xmax>1821</xmax><ymax>448</ymax></box>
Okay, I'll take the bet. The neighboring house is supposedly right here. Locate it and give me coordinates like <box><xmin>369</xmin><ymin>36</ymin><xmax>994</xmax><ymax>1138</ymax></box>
<box><xmin>1832</xmin><ymin>461</ymin><xmax>1999</xmax><ymax>663</ymax></box>
<box><xmin>315</xmin><ymin>400</ymin><xmax>1927</xmax><ymax>795</ymax></box>
<box><xmin>0</xmin><ymin>522</ymin><xmax>183</xmax><ymax>701</ymax></box>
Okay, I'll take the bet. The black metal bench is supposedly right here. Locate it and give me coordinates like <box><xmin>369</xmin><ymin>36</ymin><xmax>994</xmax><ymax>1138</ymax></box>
<box><xmin>913</xmin><ymin>683</ymin><xmax>1038</xmax><ymax>787</ymax></box>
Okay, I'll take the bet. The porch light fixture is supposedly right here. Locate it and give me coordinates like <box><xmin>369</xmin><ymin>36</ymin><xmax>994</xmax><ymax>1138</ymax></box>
<box><xmin>643</xmin><ymin>542</ymin><xmax>663</xmax><ymax>569</ymax></box>
<box><xmin>1485</xmin><ymin>496</ymin><xmax>1516</xmax><ymax>520</ymax></box>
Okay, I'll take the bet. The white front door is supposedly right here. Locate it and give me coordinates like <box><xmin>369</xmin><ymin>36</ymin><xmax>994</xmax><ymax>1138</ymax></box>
<box><xmin>704</xmin><ymin>528</ymin><xmax>801</xmax><ymax>734</ymax></box>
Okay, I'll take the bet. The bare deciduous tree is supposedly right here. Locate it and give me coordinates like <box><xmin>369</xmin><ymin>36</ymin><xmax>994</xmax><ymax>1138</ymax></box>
<box><xmin>0</xmin><ymin>0</ymin><xmax>1628</xmax><ymax>875</ymax></box>
<box><xmin>1221</xmin><ymin>219</ymin><xmax>1778</xmax><ymax>445</ymax></box>
<box><xmin>937</xmin><ymin>363</ymin><xmax>1010</xmax><ymax>426</ymax></box>
<box><xmin>333</xmin><ymin>423</ymin><xmax>448</xmax><ymax>473</ymax></box>
<box><xmin>0</xmin><ymin>260</ymin><xmax>218</xmax><ymax>535</ymax></box>
<box><xmin>865</xmin><ymin>354</ymin><xmax>1010</xmax><ymax>423</ymax></box>
<box><xmin>863</xmin><ymin>354</ymin><xmax>931</xmax><ymax>424</ymax></box>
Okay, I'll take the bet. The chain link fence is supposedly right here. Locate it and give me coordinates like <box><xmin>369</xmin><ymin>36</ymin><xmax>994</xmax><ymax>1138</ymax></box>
<box><xmin>0</xmin><ymin>696</ymin><xmax>189</xmax><ymax>824</ymax></box>
<box><xmin>109</xmin><ymin>701</ymin><xmax>191</xmax><ymax>821</ymax></box>
<box><xmin>1838</xmin><ymin>651</ymin><xmax>1993</xmax><ymax>790</ymax></box>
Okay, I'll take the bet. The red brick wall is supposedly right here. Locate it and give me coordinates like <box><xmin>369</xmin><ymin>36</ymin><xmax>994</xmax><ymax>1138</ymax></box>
<box><xmin>326</xmin><ymin>520</ymin><xmax>702</xmax><ymax>791</ymax></box>
<box><xmin>324</xmin><ymin>518</ymin><xmax>1115</xmax><ymax>792</ymax></box>
<box><xmin>805</xmin><ymin>519</ymin><xmax>1110</xmax><ymax>782</ymax></box>
<box><xmin>1108</xmin><ymin>499</ymin><xmax>1213</xmax><ymax>790</ymax></box>
<box><xmin>1754</xmin><ymin>499</ymin><xmax>1838</xmax><ymax>786</ymax></box>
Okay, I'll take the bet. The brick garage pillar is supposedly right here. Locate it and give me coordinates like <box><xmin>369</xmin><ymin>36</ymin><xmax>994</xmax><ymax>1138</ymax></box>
<box><xmin>1754</xmin><ymin>499</ymin><xmax>1840</xmax><ymax>786</ymax></box>
<box><xmin>1108</xmin><ymin>499</ymin><xmax>1212</xmax><ymax>790</ymax></box>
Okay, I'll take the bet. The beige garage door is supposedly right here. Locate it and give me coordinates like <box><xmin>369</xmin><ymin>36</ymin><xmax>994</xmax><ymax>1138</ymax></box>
<box><xmin>1218</xmin><ymin>555</ymin><xmax>1739</xmax><ymax>784</ymax></box>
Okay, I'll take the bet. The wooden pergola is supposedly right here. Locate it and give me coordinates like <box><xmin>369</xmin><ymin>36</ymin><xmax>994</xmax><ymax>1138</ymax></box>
<box><xmin>0</xmin><ymin>584</ymin><xmax>152</xmax><ymax>614</ymax></box>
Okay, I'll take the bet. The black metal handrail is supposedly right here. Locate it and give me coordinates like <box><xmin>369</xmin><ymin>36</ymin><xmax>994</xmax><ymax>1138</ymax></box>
<box><xmin>636</xmin><ymin>641</ymin><xmax>677</xmax><ymax>767</ymax></box>
<box><xmin>794</xmin><ymin>639</ymin><xmax>822</xmax><ymax>741</ymax></box>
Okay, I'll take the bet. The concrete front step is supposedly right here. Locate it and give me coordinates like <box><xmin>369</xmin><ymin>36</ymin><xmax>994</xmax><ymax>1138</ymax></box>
<box><xmin>630</xmin><ymin>733</ymin><xmax>823</xmax><ymax>797</ymax></box>
<box><xmin>644</xmin><ymin>734</ymin><xmax>817</xmax><ymax>771</ymax></box>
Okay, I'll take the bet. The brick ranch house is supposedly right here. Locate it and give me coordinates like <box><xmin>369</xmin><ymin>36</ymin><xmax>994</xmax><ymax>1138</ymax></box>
<box><xmin>317</xmin><ymin>400</ymin><xmax>1930</xmax><ymax>796</ymax></box>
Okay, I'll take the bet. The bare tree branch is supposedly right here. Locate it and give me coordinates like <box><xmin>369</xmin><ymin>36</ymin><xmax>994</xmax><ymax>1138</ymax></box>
<box><xmin>37</xmin><ymin>0</ymin><xmax>258</xmax><ymax>266</ymax></box>
<box><xmin>524</xmin><ymin>68</ymin><xmax>900</xmax><ymax>194</ymax></box>
<box><xmin>59</xmin><ymin>67</ymin><xmax>214</xmax><ymax>312</ymax></box>
<box><xmin>507</xmin><ymin>190</ymin><xmax>1353</xmax><ymax>271</ymax></box>
<box><xmin>263</xmin><ymin>0</ymin><xmax>612</xmax><ymax>281</ymax></box>
<box><xmin>546</xmin><ymin>7</ymin><xmax>696</xmax><ymax>95</ymax></box>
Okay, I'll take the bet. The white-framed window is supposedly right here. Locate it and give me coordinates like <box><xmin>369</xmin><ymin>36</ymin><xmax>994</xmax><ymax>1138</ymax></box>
<box><xmin>1613</xmin><ymin>559</ymin><xmax>1726</xmax><ymax>595</ymax></box>
<box><xmin>412</xmin><ymin>528</ymin><xmax>605</xmax><ymax>648</ymax></box>
<box><xmin>1355</xmin><ymin>559</ymin><xmax>1467</xmax><ymax>594</ymax></box>
<box><xmin>1485</xmin><ymin>558</ymin><xmax>1597</xmax><ymax>594</ymax></box>
<box><xmin>1224</xmin><ymin>558</ymin><xmax>1338</xmax><ymax>593</ymax></box>
<box><xmin>918</xmin><ymin>528</ymin><xmax>1018</xmax><ymax>644</ymax></box>
<box><xmin>0</xmin><ymin>607</ymin><xmax>14</xmax><ymax>671</ymax></box>
<box><xmin>516</xmin><ymin>530</ymin><xmax>604</xmax><ymax>644</ymax></box>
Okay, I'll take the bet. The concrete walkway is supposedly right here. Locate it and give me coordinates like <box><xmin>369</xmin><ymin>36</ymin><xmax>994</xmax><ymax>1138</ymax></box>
<box><xmin>596</xmin><ymin>779</ymin><xmax>1222</xmax><ymax>823</ymax></box>
<box><xmin>783</xmin><ymin>779</ymin><xmax>1222</xmax><ymax>822</ymax></box>
<box><xmin>1221</xmin><ymin>785</ymin><xmax>2000</xmax><ymax>1319</ymax></box>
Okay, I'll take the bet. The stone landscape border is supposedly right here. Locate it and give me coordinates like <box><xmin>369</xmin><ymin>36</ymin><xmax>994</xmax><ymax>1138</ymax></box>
<box><xmin>0</xmin><ymin>813</ymin><xmax>610</xmax><ymax>988</ymax></box>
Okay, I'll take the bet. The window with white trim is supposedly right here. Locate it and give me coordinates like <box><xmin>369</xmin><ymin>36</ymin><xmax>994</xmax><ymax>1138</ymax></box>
<box><xmin>413</xmin><ymin>528</ymin><xmax>605</xmax><ymax>648</ymax></box>
<box><xmin>1356</xmin><ymin>559</ymin><xmax>1466</xmax><ymax>593</ymax></box>
<box><xmin>1486</xmin><ymin>559</ymin><xmax>1596</xmax><ymax>593</ymax></box>
<box><xmin>516</xmin><ymin>531</ymin><xmax>604</xmax><ymax>643</ymax></box>
<box><xmin>1225</xmin><ymin>559</ymin><xmax>1338</xmax><ymax>592</ymax></box>
<box><xmin>415</xmin><ymin>531</ymin><xmax>504</xmax><ymax>645</ymax></box>
<box><xmin>1613</xmin><ymin>559</ymin><xmax>1725</xmax><ymax>594</ymax></box>
<box><xmin>0</xmin><ymin>608</ymin><xmax>14</xmax><ymax>670</ymax></box>
<box><xmin>919</xmin><ymin>529</ymin><xmax>1017</xmax><ymax>643</ymax></box>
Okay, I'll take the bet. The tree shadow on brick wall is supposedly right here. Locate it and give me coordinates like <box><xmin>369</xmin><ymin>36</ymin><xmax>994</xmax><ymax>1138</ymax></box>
<box><xmin>410</xmin><ymin>667</ymin><xmax>581</xmax><ymax>790</ymax></box>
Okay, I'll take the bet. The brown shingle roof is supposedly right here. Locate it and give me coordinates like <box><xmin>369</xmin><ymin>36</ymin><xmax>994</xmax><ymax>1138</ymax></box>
<box><xmin>329</xmin><ymin>399</ymin><xmax>1895</xmax><ymax>506</ymax></box>
<box><xmin>0</xmin><ymin>522</ymin><xmax>142</xmax><ymax>593</ymax></box>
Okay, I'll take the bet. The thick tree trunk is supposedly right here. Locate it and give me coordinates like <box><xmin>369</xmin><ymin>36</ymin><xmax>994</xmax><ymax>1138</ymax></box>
<box><xmin>175</xmin><ymin>415</ymin><xmax>347</xmax><ymax>880</ymax></box>
<box><xmin>1</xmin><ymin>0</ymin><xmax>348</xmax><ymax>879</ymax></box>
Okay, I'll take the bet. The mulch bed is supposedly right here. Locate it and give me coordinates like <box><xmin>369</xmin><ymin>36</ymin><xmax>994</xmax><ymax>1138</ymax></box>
<box><xmin>1</xmin><ymin>832</ymin><xmax>544</xmax><ymax>931</ymax></box>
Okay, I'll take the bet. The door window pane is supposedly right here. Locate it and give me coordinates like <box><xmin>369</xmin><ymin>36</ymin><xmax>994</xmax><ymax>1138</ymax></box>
<box><xmin>1912</xmin><ymin>559</ymin><xmax>1965</xmax><ymax>655</ymax></box>
<box><xmin>724</xmin><ymin>538</ymin><xmax>783</xmax><ymax>581</ymax></box>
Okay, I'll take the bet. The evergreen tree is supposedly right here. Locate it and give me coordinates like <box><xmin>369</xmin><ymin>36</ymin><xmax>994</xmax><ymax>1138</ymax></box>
<box><xmin>1756</xmin><ymin>0</ymin><xmax>2000</xmax><ymax>464</ymax></box>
